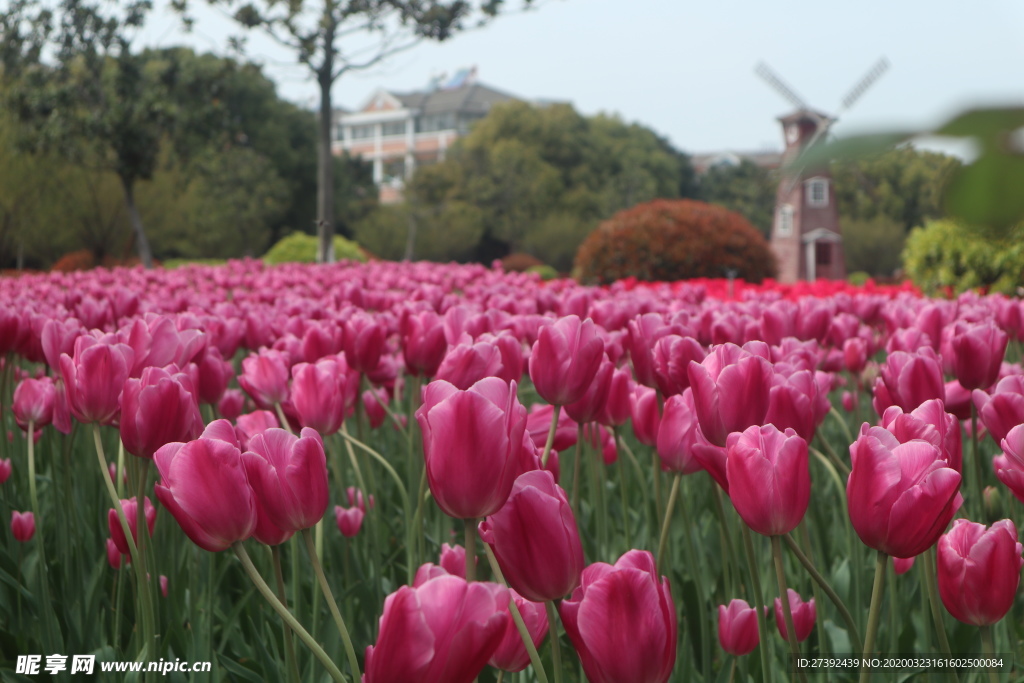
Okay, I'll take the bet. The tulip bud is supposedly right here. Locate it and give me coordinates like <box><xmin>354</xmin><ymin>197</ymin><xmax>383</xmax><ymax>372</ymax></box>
<box><xmin>363</xmin><ymin>575</ymin><xmax>510</xmax><ymax>683</ymax></box>
<box><xmin>235</xmin><ymin>410</ymin><xmax>279</xmax><ymax>451</ymax></box>
<box><xmin>120</xmin><ymin>366</ymin><xmax>203</xmax><ymax>459</ymax></box>
<box><xmin>892</xmin><ymin>557</ymin><xmax>915</xmax><ymax>575</ymax></box>
<box><xmin>656</xmin><ymin>389</ymin><xmax>703</xmax><ymax>474</ymax></box>
<box><xmin>718</xmin><ymin>599</ymin><xmax>760</xmax><ymax>656</ymax></box>
<box><xmin>951</xmin><ymin>322</ymin><xmax>1007</xmax><ymax>391</ymax></box>
<box><xmin>107</xmin><ymin>496</ymin><xmax>157</xmax><ymax>555</ymax></box>
<box><xmin>60</xmin><ymin>338</ymin><xmax>134</xmax><ymax>425</ymax></box>
<box><xmin>238</xmin><ymin>349</ymin><xmax>290</xmax><ymax>409</ymax></box>
<box><xmin>774</xmin><ymin>589</ymin><xmax>816</xmax><ymax>643</ymax></box>
<box><xmin>344</xmin><ymin>313</ymin><xmax>386</xmax><ymax>374</ymax></box>
<box><xmin>217</xmin><ymin>389</ymin><xmax>245</xmax><ymax>421</ymax></box>
<box><xmin>242</xmin><ymin>428</ymin><xmax>330</xmax><ymax>532</ymax></box>
<box><xmin>688</xmin><ymin>342</ymin><xmax>773</xmax><ymax>447</ymax></box>
<box><xmin>290</xmin><ymin>355</ymin><xmax>358</xmax><ymax>436</ymax></box>
<box><xmin>937</xmin><ymin>519</ymin><xmax>1023</xmax><ymax>626</ymax></box>
<box><xmin>489</xmin><ymin>590</ymin><xmax>549</xmax><ymax>673</ymax></box>
<box><xmin>847</xmin><ymin>427</ymin><xmax>962</xmax><ymax>557</ymax></box>
<box><xmin>726</xmin><ymin>425</ymin><xmax>810</xmax><ymax>536</ymax></box>
<box><xmin>0</xmin><ymin>458</ymin><xmax>11</xmax><ymax>485</ymax></box>
<box><xmin>13</xmin><ymin>377</ymin><xmax>56</xmax><ymax>430</ymax></box>
<box><xmin>479</xmin><ymin>470</ymin><xmax>584</xmax><ymax>602</ymax></box>
<box><xmin>435</xmin><ymin>339</ymin><xmax>504</xmax><ymax>390</ymax></box>
<box><xmin>879</xmin><ymin>349</ymin><xmax>945</xmax><ymax>413</ymax></box>
<box><xmin>334</xmin><ymin>504</ymin><xmax>365</xmax><ymax>538</ymax></box>
<box><xmin>401</xmin><ymin>310</ymin><xmax>447</xmax><ymax>377</ymax></box>
<box><xmin>416</xmin><ymin>378</ymin><xmax>529</xmax><ymax>519</ymax></box>
<box><xmin>528</xmin><ymin>315</ymin><xmax>604</xmax><ymax>406</ymax></box>
<box><xmin>559</xmin><ymin>550</ymin><xmax>676</xmax><ymax>683</ymax></box>
<box><xmin>106</xmin><ymin>538</ymin><xmax>124</xmax><ymax>569</ymax></box>
<box><xmin>629</xmin><ymin>385</ymin><xmax>660</xmax><ymax>447</ymax></box>
<box><xmin>439</xmin><ymin>543</ymin><xmax>469</xmax><ymax>578</ymax></box>
<box><xmin>11</xmin><ymin>511</ymin><xmax>35</xmax><ymax>542</ymax></box>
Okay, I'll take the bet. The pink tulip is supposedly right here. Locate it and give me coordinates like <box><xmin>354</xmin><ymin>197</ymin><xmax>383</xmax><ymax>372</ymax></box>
<box><xmin>401</xmin><ymin>310</ymin><xmax>447</xmax><ymax>377</ymax></box>
<box><xmin>12</xmin><ymin>377</ymin><xmax>56</xmax><ymax>430</ymax></box>
<box><xmin>489</xmin><ymin>590</ymin><xmax>549</xmax><ymax>673</ymax></box>
<box><xmin>416</xmin><ymin>378</ymin><xmax>529</xmax><ymax>519</ymax></box>
<box><xmin>597</xmin><ymin>366</ymin><xmax>633</xmax><ymax>428</ymax></box>
<box><xmin>526</xmin><ymin>403</ymin><xmax>578</xmax><ymax>452</ymax></box>
<box><xmin>363</xmin><ymin>574</ymin><xmax>510</xmax><ymax>683</ymax></box>
<box><xmin>629</xmin><ymin>384</ymin><xmax>661</xmax><ymax>447</ymax></box>
<box><xmin>529</xmin><ymin>315</ymin><xmax>604</xmax><ymax>406</ymax></box>
<box><xmin>60</xmin><ymin>337</ymin><xmax>135</xmax><ymax>425</ymax></box>
<box><xmin>843</xmin><ymin>337</ymin><xmax>868</xmax><ymax>374</ymax></box>
<box><xmin>217</xmin><ymin>389</ymin><xmax>245</xmax><ymax>421</ymax></box>
<box><xmin>194</xmin><ymin>346</ymin><xmax>233</xmax><ymax>405</ymax></box>
<box><xmin>651</xmin><ymin>334</ymin><xmax>705</xmax><ymax>397</ymax></box>
<box><xmin>0</xmin><ymin>458</ymin><xmax>11</xmax><ymax>484</ymax></box>
<box><xmin>234</xmin><ymin>410</ymin><xmax>279</xmax><ymax>451</ymax></box>
<box><xmin>892</xmin><ymin>557</ymin><xmax>915</xmax><ymax>575</ymax></box>
<box><xmin>842</xmin><ymin>391</ymin><xmax>857</xmax><ymax>413</ymax></box>
<box><xmin>995</xmin><ymin>425</ymin><xmax>1024</xmax><ymax>504</ymax></box>
<box><xmin>120</xmin><ymin>366</ymin><xmax>203</xmax><ymax>459</ymax></box>
<box><xmin>107</xmin><ymin>496</ymin><xmax>157</xmax><ymax>555</ymax></box>
<box><xmin>774</xmin><ymin>589</ymin><xmax>816</xmax><ymax>642</ymax></box>
<box><xmin>362</xmin><ymin>388</ymin><xmax>389</xmax><ymax>429</ymax></box>
<box><xmin>106</xmin><ymin>538</ymin><xmax>124</xmax><ymax>569</ymax></box>
<box><xmin>765</xmin><ymin>369</ymin><xmax>829</xmax><ymax>442</ymax></box>
<box><xmin>439</xmin><ymin>542</ymin><xmax>469</xmax><ymax>578</ymax></box>
<box><xmin>718</xmin><ymin>599</ymin><xmax>761</xmax><ymax>656</ymax></box>
<box><xmin>334</xmin><ymin>504</ymin><xmax>365</xmax><ymax>538</ymax></box>
<box><xmin>559</xmin><ymin>550</ymin><xmax>677</xmax><ymax>683</ymax></box>
<box><xmin>880</xmin><ymin>399</ymin><xmax>962</xmax><ymax>473</ymax></box>
<box><xmin>344</xmin><ymin>312</ymin><xmax>386</xmax><ymax>374</ymax></box>
<box><xmin>153</xmin><ymin>420</ymin><xmax>258</xmax><ymax>552</ymax></box>
<box><xmin>242</xmin><ymin>427</ymin><xmax>329</xmax><ymax>532</ymax></box>
<box><xmin>626</xmin><ymin>313</ymin><xmax>685</xmax><ymax>389</ymax></box>
<box><xmin>688</xmin><ymin>342</ymin><xmax>773</xmax><ymax>447</ymax></box>
<box><xmin>11</xmin><ymin>511</ymin><xmax>35</xmax><ymax>542</ymax></box>
<box><xmin>251</xmin><ymin>489</ymin><xmax>294</xmax><ymax>546</ymax></box>
<box><xmin>847</xmin><ymin>427</ymin><xmax>962</xmax><ymax>557</ymax></box>
<box><xmin>879</xmin><ymin>349</ymin><xmax>945</xmax><ymax>412</ymax></box>
<box><xmin>951</xmin><ymin>322</ymin><xmax>1007</xmax><ymax>391</ymax></box>
<box><xmin>656</xmin><ymin>389</ymin><xmax>704</xmax><ymax>474</ymax></box>
<box><xmin>726</xmin><ymin>424</ymin><xmax>810</xmax><ymax>536</ymax></box>
<box><xmin>479</xmin><ymin>470</ymin><xmax>584</xmax><ymax>602</ymax></box>
<box><xmin>937</xmin><ymin>519</ymin><xmax>1023</xmax><ymax>626</ymax></box>
<box><xmin>972</xmin><ymin>375</ymin><xmax>1024</xmax><ymax>445</ymax></box>
<box><xmin>160</xmin><ymin>575</ymin><xmax>169</xmax><ymax>598</ymax></box>
<box><xmin>290</xmin><ymin>355</ymin><xmax>358</xmax><ymax>435</ymax></box>
<box><xmin>238</xmin><ymin>349</ymin><xmax>291</xmax><ymax>409</ymax></box>
<box><xmin>435</xmin><ymin>339</ymin><xmax>504</xmax><ymax>390</ymax></box>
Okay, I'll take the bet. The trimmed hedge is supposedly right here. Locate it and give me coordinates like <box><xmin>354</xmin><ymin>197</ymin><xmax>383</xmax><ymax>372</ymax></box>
<box><xmin>902</xmin><ymin>219</ymin><xmax>1024</xmax><ymax>295</ymax></box>
<box><xmin>573</xmin><ymin>199</ymin><xmax>777</xmax><ymax>284</ymax></box>
<box><xmin>263</xmin><ymin>232</ymin><xmax>367</xmax><ymax>265</ymax></box>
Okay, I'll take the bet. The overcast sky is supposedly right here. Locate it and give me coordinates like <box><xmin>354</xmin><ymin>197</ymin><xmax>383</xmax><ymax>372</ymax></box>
<box><xmin>140</xmin><ymin>0</ymin><xmax>1024</xmax><ymax>155</ymax></box>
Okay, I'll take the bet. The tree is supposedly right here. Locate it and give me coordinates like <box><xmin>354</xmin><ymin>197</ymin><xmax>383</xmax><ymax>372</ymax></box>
<box><xmin>831</xmin><ymin>146</ymin><xmax>961</xmax><ymax>233</ymax></box>
<box><xmin>842</xmin><ymin>215</ymin><xmax>906</xmax><ymax>278</ymax></box>
<box><xmin>186</xmin><ymin>0</ymin><xmax>534</xmax><ymax>264</ymax></box>
<box><xmin>1</xmin><ymin>0</ymin><xmax>177</xmax><ymax>267</ymax></box>
<box><xmin>390</xmin><ymin>101</ymin><xmax>694</xmax><ymax>270</ymax></box>
<box><xmin>696</xmin><ymin>159</ymin><xmax>778</xmax><ymax>237</ymax></box>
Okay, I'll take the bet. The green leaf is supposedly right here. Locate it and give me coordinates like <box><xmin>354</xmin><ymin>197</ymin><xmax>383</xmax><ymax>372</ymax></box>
<box><xmin>944</xmin><ymin>152</ymin><xmax>1024</xmax><ymax>231</ymax></box>
<box><xmin>786</xmin><ymin>131</ymin><xmax>916</xmax><ymax>170</ymax></box>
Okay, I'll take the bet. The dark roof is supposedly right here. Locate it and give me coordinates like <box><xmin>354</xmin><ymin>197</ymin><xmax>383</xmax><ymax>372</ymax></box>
<box><xmin>777</xmin><ymin>108</ymin><xmax>831</xmax><ymax>125</ymax></box>
<box><xmin>392</xmin><ymin>82</ymin><xmax>518</xmax><ymax>116</ymax></box>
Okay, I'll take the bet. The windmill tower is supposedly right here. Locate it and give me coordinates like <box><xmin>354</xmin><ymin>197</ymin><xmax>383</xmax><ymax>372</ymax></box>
<box><xmin>756</xmin><ymin>60</ymin><xmax>889</xmax><ymax>283</ymax></box>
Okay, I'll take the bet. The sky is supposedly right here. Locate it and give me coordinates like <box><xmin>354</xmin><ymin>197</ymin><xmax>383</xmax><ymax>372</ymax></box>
<box><xmin>139</xmin><ymin>0</ymin><xmax>1024</xmax><ymax>156</ymax></box>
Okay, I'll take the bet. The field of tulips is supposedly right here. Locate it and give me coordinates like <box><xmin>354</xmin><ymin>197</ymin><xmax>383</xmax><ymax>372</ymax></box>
<box><xmin>1</xmin><ymin>259</ymin><xmax>1023</xmax><ymax>682</ymax></box>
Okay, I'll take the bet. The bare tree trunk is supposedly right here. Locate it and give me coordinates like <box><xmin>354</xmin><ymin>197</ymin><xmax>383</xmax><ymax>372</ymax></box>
<box><xmin>121</xmin><ymin>176</ymin><xmax>153</xmax><ymax>269</ymax></box>
<box><xmin>315</xmin><ymin>14</ymin><xmax>337</xmax><ymax>264</ymax></box>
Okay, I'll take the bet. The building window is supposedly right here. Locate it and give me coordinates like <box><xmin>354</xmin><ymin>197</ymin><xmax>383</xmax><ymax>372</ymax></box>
<box><xmin>416</xmin><ymin>114</ymin><xmax>456</xmax><ymax>133</ymax></box>
<box><xmin>382</xmin><ymin>121</ymin><xmax>407</xmax><ymax>137</ymax></box>
<box><xmin>350</xmin><ymin>124</ymin><xmax>375</xmax><ymax>140</ymax></box>
<box><xmin>807</xmin><ymin>178</ymin><xmax>829</xmax><ymax>207</ymax></box>
<box><xmin>778</xmin><ymin>204</ymin><xmax>794</xmax><ymax>237</ymax></box>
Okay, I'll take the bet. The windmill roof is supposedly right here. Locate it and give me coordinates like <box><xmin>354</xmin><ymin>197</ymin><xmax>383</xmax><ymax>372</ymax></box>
<box><xmin>777</xmin><ymin>108</ymin><xmax>831</xmax><ymax>124</ymax></box>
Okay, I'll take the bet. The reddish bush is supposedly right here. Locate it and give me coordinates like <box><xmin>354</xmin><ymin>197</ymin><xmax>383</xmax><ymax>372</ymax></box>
<box><xmin>50</xmin><ymin>250</ymin><xmax>96</xmax><ymax>273</ymax></box>
<box><xmin>574</xmin><ymin>199</ymin><xmax>777</xmax><ymax>285</ymax></box>
<box><xmin>501</xmin><ymin>252</ymin><xmax>546</xmax><ymax>273</ymax></box>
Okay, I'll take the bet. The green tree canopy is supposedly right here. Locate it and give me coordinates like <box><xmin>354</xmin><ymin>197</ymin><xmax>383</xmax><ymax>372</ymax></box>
<box><xmin>371</xmin><ymin>101</ymin><xmax>695</xmax><ymax>270</ymax></box>
<box><xmin>696</xmin><ymin>159</ymin><xmax>777</xmax><ymax>236</ymax></box>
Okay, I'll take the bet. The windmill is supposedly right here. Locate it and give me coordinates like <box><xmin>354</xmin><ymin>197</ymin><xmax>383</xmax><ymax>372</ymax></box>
<box><xmin>756</xmin><ymin>59</ymin><xmax>889</xmax><ymax>283</ymax></box>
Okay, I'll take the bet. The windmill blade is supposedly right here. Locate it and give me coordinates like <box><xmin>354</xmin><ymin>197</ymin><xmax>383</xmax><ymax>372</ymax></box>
<box><xmin>838</xmin><ymin>57</ymin><xmax>890</xmax><ymax>113</ymax></box>
<box><xmin>755</xmin><ymin>62</ymin><xmax>809</xmax><ymax>111</ymax></box>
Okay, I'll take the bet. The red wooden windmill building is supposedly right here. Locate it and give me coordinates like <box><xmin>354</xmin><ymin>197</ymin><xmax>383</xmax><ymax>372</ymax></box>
<box><xmin>756</xmin><ymin>60</ymin><xmax>889</xmax><ymax>282</ymax></box>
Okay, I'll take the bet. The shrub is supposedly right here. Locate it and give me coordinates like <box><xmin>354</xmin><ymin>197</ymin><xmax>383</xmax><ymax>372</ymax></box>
<box><xmin>902</xmin><ymin>219</ymin><xmax>1024</xmax><ymax>295</ymax></box>
<box><xmin>573</xmin><ymin>199</ymin><xmax>777</xmax><ymax>284</ymax></box>
<box><xmin>526</xmin><ymin>264</ymin><xmax>559</xmax><ymax>281</ymax></box>
<box><xmin>500</xmin><ymin>252</ymin><xmax>545</xmax><ymax>272</ymax></box>
<box><xmin>51</xmin><ymin>250</ymin><xmax>96</xmax><ymax>273</ymax></box>
<box><xmin>263</xmin><ymin>232</ymin><xmax>367</xmax><ymax>265</ymax></box>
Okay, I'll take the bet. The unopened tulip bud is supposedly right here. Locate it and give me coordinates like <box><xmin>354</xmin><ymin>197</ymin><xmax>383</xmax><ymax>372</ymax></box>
<box><xmin>11</xmin><ymin>511</ymin><xmax>35</xmax><ymax>542</ymax></box>
<box><xmin>774</xmin><ymin>589</ymin><xmax>815</xmax><ymax>643</ymax></box>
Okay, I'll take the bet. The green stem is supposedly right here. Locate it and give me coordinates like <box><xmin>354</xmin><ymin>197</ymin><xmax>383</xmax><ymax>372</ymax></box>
<box><xmin>980</xmin><ymin>624</ymin><xmax>999</xmax><ymax>683</ymax></box>
<box><xmin>135</xmin><ymin>458</ymin><xmax>160</xmax><ymax>661</ymax></box>
<box><xmin>656</xmin><ymin>473</ymin><xmax>681</xmax><ymax>576</ymax></box>
<box><xmin>618</xmin><ymin>437</ymin><xmax>652</xmax><ymax>540</ymax></box>
<box><xmin>301</xmin><ymin>529</ymin><xmax>361</xmax><ymax>681</ymax></box>
<box><xmin>571</xmin><ymin>424</ymin><xmax>583</xmax><ymax>513</ymax></box>
<box><xmin>797</xmin><ymin>522</ymin><xmax>827</xmax><ymax>656</ymax></box>
<box><xmin>464</xmin><ymin>518</ymin><xmax>477</xmax><ymax>582</ymax></box>
<box><xmin>828</xmin><ymin>405</ymin><xmax>855</xmax><ymax>446</ymax></box>
<box><xmin>233</xmin><ymin>543</ymin><xmax>347</xmax><ymax>683</ymax></box>
<box><xmin>545</xmin><ymin>601</ymin><xmax>563</xmax><ymax>683</ymax></box>
<box><xmin>812</xmin><ymin>442</ymin><xmax>851</xmax><ymax>479</ymax></box>
<box><xmin>713</xmin><ymin>488</ymin><xmax>742</xmax><ymax>598</ymax></box>
<box><xmin>782</xmin><ymin>534</ymin><xmax>862</xmax><ymax>654</ymax></box>
<box><xmin>740</xmin><ymin>524</ymin><xmax>773</xmax><ymax>683</ymax></box>
<box><xmin>613</xmin><ymin>428</ymin><xmax>632</xmax><ymax>551</ymax></box>
<box><xmin>772</xmin><ymin>535</ymin><xmax>806</xmax><ymax>683</ymax></box>
<box><xmin>859</xmin><ymin>551</ymin><xmax>888</xmax><ymax>683</ymax></box>
<box><xmin>94</xmin><ymin>424</ymin><xmax>154</xmax><ymax>665</ymax></box>
<box><xmin>921</xmin><ymin>547</ymin><xmax>958</xmax><ymax>683</ymax></box>
<box><xmin>272</xmin><ymin>546</ymin><xmax>302</xmax><ymax>683</ymax></box>
<box><xmin>26</xmin><ymin>422</ymin><xmax>60</xmax><ymax>653</ymax></box>
<box><xmin>481</xmin><ymin>543</ymin><xmax>550</xmax><ymax>683</ymax></box>
<box><xmin>971</xmin><ymin>404</ymin><xmax>985</xmax><ymax>520</ymax></box>
<box><xmin>274</xmin><ymin>403</ymin><xmax>294</xmax><ymax>435</ymax></box>
<box><xmin>678</xmin><ymin>478</ymin><xmax>711</xmax><ymax>682</ymax></box>
<box><xmin>540</xmin><ymin>405</ymin><xmax>561</xmax><ymax>467</ymax></box>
